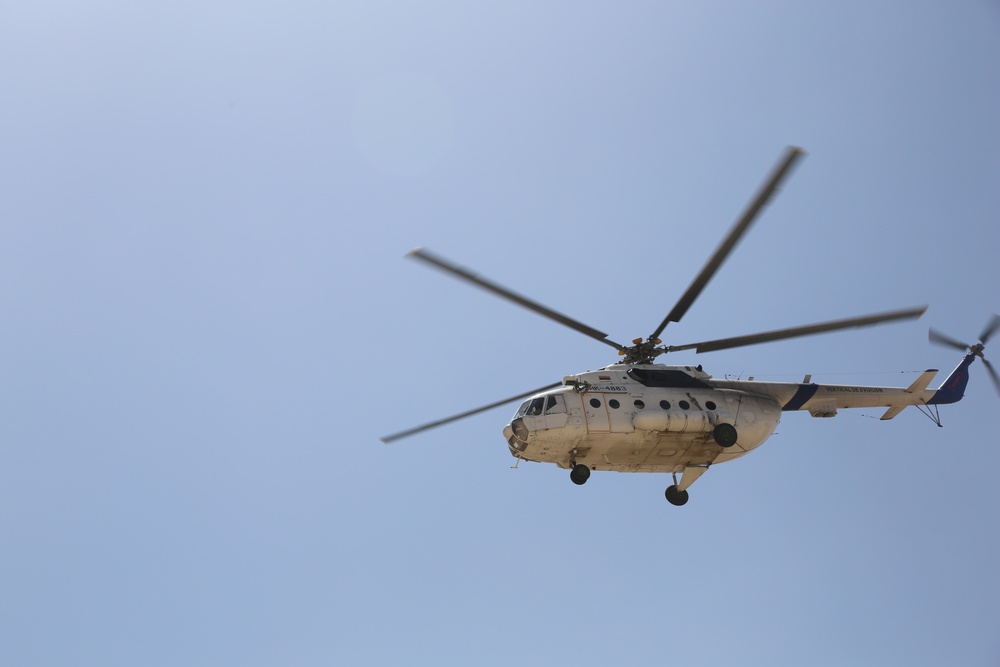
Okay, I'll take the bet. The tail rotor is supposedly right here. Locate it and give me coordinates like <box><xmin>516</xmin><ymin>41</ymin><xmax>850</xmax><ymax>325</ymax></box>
<box><xmin>929</xmin><ymin>314</ymin><xmax>1000</xmax><ymax>395</ymax></box>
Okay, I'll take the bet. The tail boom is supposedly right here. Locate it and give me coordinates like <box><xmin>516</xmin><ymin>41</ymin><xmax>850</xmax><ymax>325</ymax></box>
<box><xmin>712</xmin><ymin>358</ymin><xmax>972</xmax><ymax>419</ymax></box>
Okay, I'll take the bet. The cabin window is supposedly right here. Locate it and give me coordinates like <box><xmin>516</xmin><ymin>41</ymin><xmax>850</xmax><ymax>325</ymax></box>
<box><xmin>514</xmin><ymin>400</ymin><xmax>531</xmax><ymax>418</ymax></box>
<box><xmin>660</xmin><ymin>400</ymin><xmax>671</xmax><ymax>410</ymax></box>
<box><xmin>679</xmin><ymin>400</ymin><xmax>690</xmax><ymax>410</ymax></box>
<box><xmin>706</xmin><ymin>400</ymin><xmax>717</xmax><ymax>411</ymax></box>
<box><xmin>589</xmin><ymin>398</ymin><xmax>602</xmax><ymax>408</ymax></box>
<box><xmin>609</xmin><ymin>399</ymin><xmax>621</xmax><ymax>409</ymax></box>
<box><xmin>634</xmin><ymin>399</ymin><xmax>645</xmax><ymax>409</ymax></box>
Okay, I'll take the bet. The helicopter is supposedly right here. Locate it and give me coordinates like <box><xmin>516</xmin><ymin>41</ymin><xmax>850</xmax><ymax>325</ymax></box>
<box><xmin>381</xmin><ymin>146</ymin><xmax>998</xmax><ymax>506</ymax></box>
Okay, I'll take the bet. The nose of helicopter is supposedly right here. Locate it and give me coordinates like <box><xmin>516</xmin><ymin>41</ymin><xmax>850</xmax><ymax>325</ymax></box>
<box><xmin>504</xmin><ymin>418</ymin><xmax>530</xmax><ymax>453</ymax></box>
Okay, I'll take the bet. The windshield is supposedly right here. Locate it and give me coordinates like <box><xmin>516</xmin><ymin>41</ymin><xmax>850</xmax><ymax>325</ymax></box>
<box><xmin>514</xmin><ymin>397</ymin><xmax>546</xmax><ymax>418</ymax></box>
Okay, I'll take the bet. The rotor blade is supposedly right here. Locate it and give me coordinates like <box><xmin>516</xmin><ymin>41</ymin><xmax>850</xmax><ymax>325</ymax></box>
<box><xmin>408</xmin><ymin>248</ymin><xmax>623</xmax><ymax>350</ymax></box>
<box><xmin>981</xmin><ymin>357</ymin><xmax>1000</xmax><ymax>396</ymax></box>
<box><xmin>979</xmin><ymin>314</ymin><xmax>1000</xmax><ymax>345</ymax></box>
<box><xmin>649</xmin><ymin>146</ymin><xmax>806</xmax><ymax>341</ymax></box>
<box><xmin>929</xmin><ymin>328</ymin><xmax>970</xmax><ymax>352</ymax></box>
<box><xmin>380</xmin><ymin>382</ymin><xmax>563</xmax><ymax>443</ymax></box>
<box><xmin>666</xmin><ymin>306</ymin><xmax>928</xmax><ymax>354</ymax></box>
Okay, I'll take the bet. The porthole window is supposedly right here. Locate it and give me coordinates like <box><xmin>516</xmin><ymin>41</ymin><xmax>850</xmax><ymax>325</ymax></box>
<box><xmin>679</xmin><ymin>400</ymin><xmax>690</xmax><ymax>410</ymax></box>
<box><xmin>634</xmin><ymin>399</ymin><xmax>645</xmax><ymax>409</ymax></box>
<box><xmin>589</xmin><ymin>398</ymin><xmax>602</xmax><ymax>408</ymax></box>
<box><xmin>706</xmin><ymin>401</ymin><xmax>717</xmax><ymax>411</ymax></box>
<box><xmin>659</xmin><ymin>400</ymin><xmax>671</xmax><ymax>410</ymax></box>
<box><xmin>609</xmin><ymin>399</ymin><xmax>620</xmax><ymax>409</ymax></box>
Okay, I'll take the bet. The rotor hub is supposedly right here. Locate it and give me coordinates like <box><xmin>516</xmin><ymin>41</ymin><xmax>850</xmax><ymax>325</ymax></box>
<box><xmin>619</xmin><ymin>337</ymin><xmax>666</xmax><ymax>365</ymax></box>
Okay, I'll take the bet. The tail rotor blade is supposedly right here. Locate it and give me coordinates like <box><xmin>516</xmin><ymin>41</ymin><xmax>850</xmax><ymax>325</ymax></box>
<box><xmin>929</xmin><ymin>328</ymin><xmax>970</xmax><ymax>352</ymax></box>
<box><xmin>979</xmin><ymin>314</ymin><xmax>1000</xmax><ymax>345</ymax></box>
<box><xmin>982</xmin><ymin>357</ymin><xmax>1000</xmax><ymax>396</ymax></box>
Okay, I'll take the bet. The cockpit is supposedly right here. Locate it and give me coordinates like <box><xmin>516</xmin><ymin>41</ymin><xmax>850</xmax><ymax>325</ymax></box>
<box><xmin>507</xmin><ymin>392</ymin><xmax>569</xmax><ymax>453</ymax></box>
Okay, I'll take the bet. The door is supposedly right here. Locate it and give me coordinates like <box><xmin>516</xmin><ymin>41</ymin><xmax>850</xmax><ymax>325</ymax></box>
<box><xmin>582</xmin><ymin>393</ymin><xmax>611</xmax><ymax>433</ymax></box>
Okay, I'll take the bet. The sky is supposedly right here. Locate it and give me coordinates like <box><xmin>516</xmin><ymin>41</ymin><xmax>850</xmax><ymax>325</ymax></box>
<box><xmin>1</xmin><ymin>1</ymin><xmax>999</xmax><ymax>665</ymax></box>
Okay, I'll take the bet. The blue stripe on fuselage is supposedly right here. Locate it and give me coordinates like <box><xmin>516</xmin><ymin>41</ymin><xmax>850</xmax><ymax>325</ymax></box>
<box><xmin>782</xmin><ymin>383</ymin><xmax>819</xmax><ymax>411</ymax></box>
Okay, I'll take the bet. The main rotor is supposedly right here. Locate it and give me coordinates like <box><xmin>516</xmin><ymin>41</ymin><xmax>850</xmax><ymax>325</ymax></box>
<box><xmin>408</xmin><ymin>147</ymin><xmax>926</xmax><ymax>368</ymax></box>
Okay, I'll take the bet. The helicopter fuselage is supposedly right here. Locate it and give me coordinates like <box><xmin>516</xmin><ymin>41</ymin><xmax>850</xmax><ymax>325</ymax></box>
<box><xmin>503</xmin><ymin>359</ymin><xmax>969</xmax><ymax>475</ymax></box>
<box><xmin>504</xmin><ymin>364</ymin><xmax>780</xmax><ymax>473</ymax></box>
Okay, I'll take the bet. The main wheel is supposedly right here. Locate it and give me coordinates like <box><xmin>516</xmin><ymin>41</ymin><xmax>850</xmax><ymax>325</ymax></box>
<box><xmin>570</xmin><ymin>464</ymin><xmax>591</xmax><ymax>485</ymax></box>
<box><xmin>713</xmin><ymin>423</ymin><xmax>738</xmax><ymax>448</ymax></box>
<box><xmin>665</xmin><ymin>485</ymin><xmax>689</xmax><ymax>506</ymax></box>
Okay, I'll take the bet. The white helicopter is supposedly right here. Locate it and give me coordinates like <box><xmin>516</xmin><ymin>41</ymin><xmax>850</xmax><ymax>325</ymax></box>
<box><xmin>381</xmin><ymin>147</ymin><xmax>998</xmax><ymax>505</ymax></box>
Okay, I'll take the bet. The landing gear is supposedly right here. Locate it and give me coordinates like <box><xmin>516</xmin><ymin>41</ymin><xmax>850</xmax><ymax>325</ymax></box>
<box><xmin>665</xmin><ymin>485</ymin><xmax>689</xmax><ymax>506</ymax></box>
<box><xmin>713</xmin><ymin>423</ymin><xmax>738</xmax><ymax>448</ymax></box>
<box><xmin>664</xmin><ymin>467</ymin><xmax>705</xmax><ymax>506</ymax></box>
<box><xmin>570</xmin><ymin>463</ymin><xmax>591</xmax><ymax>485</ymax></box>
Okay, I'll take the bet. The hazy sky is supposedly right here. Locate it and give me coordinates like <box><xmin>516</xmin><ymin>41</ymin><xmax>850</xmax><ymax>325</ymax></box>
<box><xmin>2</xmin><ymin>2</ymin><xmax>999</xmax><ymax>665</ymax></box>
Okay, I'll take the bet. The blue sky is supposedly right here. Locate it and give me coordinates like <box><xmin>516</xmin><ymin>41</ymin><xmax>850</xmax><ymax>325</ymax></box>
<box><xmin>2</xmin><ymin>2</ymin><xmax>999</xmax><ymax>665</ymax></box>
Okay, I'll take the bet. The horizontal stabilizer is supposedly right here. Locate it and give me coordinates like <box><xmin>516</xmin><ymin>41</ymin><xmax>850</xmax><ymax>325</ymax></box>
<box><xmin>880</xmin><ymin>405</ymin><xmax>906</xmax><ymax>421</ymax></box>
<box><xmin>879</xmin><ymin>370</ymin><xmax>938</xmax><ymax>420</ymax></box>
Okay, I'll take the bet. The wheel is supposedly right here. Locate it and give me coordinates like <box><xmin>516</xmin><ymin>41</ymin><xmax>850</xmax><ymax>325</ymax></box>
<box><xmin>570</xmin><ymin>464</ymin><xmax>591</xmax><ymax>485</ymax></box>
<box><xmin>713</xmin><ymin>423</ymin><xmax>738</xmax><ymax>448</ymax></box>
<box><xmin>664</xmin><ymin>485</ymin><xmax>689</xmax><ymax>506</ymax></box>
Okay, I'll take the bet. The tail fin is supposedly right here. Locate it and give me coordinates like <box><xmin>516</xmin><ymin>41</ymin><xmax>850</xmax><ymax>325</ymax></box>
<box><xmin>927</xmin><ymin>354</ymin><xmax>975</xmax><ymax>405</ymax></box>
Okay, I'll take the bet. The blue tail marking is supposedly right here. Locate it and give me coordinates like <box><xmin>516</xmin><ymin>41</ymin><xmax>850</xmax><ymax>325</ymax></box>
<box><xmin>927</xmin><ymin>354</ymin><xmax>975</xmax><ymax>405</ymax></box>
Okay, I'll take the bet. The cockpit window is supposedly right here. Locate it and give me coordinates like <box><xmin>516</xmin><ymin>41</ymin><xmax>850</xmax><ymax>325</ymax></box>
<box><xmin>516</xmin><ymin>395</ymin><xmax>566</xmax><ymax>418</ymax></box>
<box><xmin>544</xmin><ymin>395</ymin><xmax>566</xmax><ymax>415</ymax></box>
<box><xmin>525</xmin><ymin>397</ymin><xmax>545</xmax><ymax>416</ymax></box>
